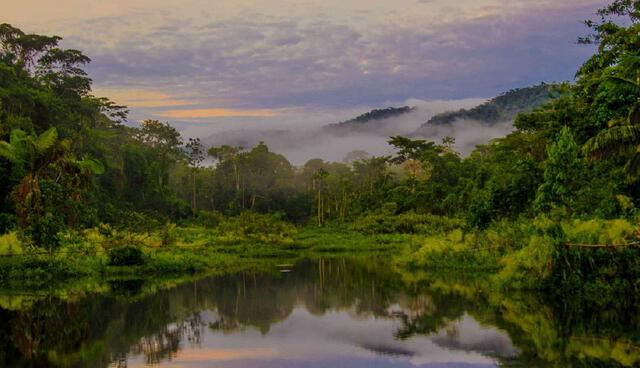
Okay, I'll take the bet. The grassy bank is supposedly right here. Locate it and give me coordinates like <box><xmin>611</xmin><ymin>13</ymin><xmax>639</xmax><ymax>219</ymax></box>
<box><xmin>0</xmin><ymin>214</ymin><xmax>420</xmax><ymax>289</ymax></box>
<box><xmin>2</xmin><ymin>209</ymin><xmax>639</xmax><ymax>300</ymax></box>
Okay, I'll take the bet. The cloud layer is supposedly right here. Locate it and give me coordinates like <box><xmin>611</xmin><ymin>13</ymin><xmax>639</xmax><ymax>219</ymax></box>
<box><xmin>6</xmin><ymin>0</ymin><xmax>602</xmax><ymax>160</ymax></box>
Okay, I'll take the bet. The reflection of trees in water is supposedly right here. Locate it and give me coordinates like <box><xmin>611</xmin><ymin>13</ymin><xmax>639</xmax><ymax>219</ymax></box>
<box><xmin>393</xmin><ymin>270</ymin><xmax>640</xmax><ymax>367</ymax></box>
<box><xmin>131</xmin><ymin>312</ymin><xmax>204</xmax><ymax>365</ymax></box>
<box><xmin>1</xmin><ymin>258</ymin><xmax>640</xmax><ymax>367</ymax></box>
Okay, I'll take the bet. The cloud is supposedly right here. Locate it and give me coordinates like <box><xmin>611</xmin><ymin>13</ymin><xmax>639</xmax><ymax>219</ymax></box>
<box><xmin>56</xmin><ymin>0</ymin><xmax>597</xmax><ymax>113</ymax></box>
<box><xmin>6</xmin><ymin>0</ymin><xmax>602</xmax><ymax>133</ymax></box>
<box><xmin>156</xmin><ymin>109</ymin><xmax>280</xmax><ymax>118</ymax></box>
<box><xmin>92</xmin><ymin>88</ymin><xmax>194</xmax><ymax>108</ymax></box>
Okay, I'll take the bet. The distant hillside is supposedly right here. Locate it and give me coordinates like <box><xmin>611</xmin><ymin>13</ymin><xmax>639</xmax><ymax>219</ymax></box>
<box><xmin>419</xmin><ymin>84</ymin><xmax>553</xmax><ymax>129</ymax></box>
<box><xmin>324</xmin><ymin>106</ymin><xmax>416</xmax><ymax>134</ymax></box>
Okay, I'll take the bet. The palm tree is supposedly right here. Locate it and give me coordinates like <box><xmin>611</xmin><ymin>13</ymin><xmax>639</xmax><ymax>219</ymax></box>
<box><xmin>0</xmin><ymin>127</ymin><xmax>104</xmax><ymax>248</ymax></box>
<box><xmin>583</xmin><ymin>55</ymin><xmax>640</xmax><ymax>174</ymax></box>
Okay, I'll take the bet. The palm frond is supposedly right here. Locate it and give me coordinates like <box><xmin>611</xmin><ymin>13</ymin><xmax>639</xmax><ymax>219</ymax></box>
<box><xmin>583</xmin><ymin>125</ymin><xmax>640</xmax><ymax>159</ymax></box>
<box><xmin>34</xmin><ymin>127</ymin><xmax>58</xmax><ymax>153</ymax></box>
<box><xmin>9</xmin><ymin>129</ymin><xmax>27</xmax><ymax>145</ymax></box>
<box><xmin>630</xmin><ymin>104</ymin><xmax>640</xmax><ymax>126</ymax></box>
<box><xmin>625</xmin><ymin>147</ymin><xmax>640</xmax><ymax>175</ymax></box>
<box><xmin>0</xmin><ymin>142</ymin><xmax>17</xmax><ymax>163</ymax></box>
<box><xmin>608</xmin><ymin>117</ymin><xmax>629</xmax><ymax>127</ymax></box>
<box><xmin>77</xmin><ymin>156</ymin><xmax>105</xmax><ymax>175</ymax></box>
<box><xmin>605</xmin><ymin>75</ymin><xmax>639</xmax><ymax>88</ymax></box>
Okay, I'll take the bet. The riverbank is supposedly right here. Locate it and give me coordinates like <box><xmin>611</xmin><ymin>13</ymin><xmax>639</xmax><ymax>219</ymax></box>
<box><xmin>1</xmin><ymin>213</ymin><xmax>639</xmax><ymax>300</ymax></box>
<box><xmin>0</xmin><ymin>224</ymin><xmax>417</xmax><ymax>289</ymax></box>
<box><xmin>394</xmin><ymin>214</ymin><xmax>640</xmax><ymax>305</ymax></box>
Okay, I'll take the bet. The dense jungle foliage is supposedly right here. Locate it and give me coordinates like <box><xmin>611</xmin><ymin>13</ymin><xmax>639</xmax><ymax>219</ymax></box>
<box><xmin>2</xmin><ymin>1</ymin><xmax>640</xmax><ymax>295</ymax></box>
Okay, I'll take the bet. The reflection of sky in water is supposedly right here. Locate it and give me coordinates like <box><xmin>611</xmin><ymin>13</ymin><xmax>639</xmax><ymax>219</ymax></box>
<box><xmin>125</xmin><ymin>307</ymin><xmax>515</xmax><ymax>367</ymax></box>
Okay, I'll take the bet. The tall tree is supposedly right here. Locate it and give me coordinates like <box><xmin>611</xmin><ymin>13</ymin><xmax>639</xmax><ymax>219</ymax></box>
<box><xmin>186</xmin><ymin>137</ymin><xmax>205</xmax><ymax>215</ymax></box>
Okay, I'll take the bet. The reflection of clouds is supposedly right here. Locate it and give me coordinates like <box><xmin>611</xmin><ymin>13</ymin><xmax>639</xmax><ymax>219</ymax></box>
<box><xmin>127</xmin><ymin>308</ymin><xmax>512</xmax><ymax>367</ymax></box>
<box><xmin>167</xmin><ymin>347</ymin><xmax>280</xmax><ymax>361</ymax></box>
<box><xmin>430</xmin><ymin>315</ymin><xmax>519</xmax><ymax>360</ymax></box>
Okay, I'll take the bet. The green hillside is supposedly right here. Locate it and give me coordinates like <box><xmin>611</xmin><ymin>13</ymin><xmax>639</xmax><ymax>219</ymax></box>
<box><xmin>324</xmin><ymin>106</ymin><xmax>415</xmax><ymax>132</ymax></box>
<box><xmin>420</xmin><ymin>84</ymin><xmax>554</xmax><ymax>128</ymax></box>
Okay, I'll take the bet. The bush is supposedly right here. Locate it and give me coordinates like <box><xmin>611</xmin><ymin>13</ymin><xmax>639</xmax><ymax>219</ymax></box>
<box><xmin>160</xmin><ymin>223</ymin><xmax>177</xmax><ymax>247</ymax></box>
<box><xmin>351</xmin><ymin>211</ymin><xmax>464</xmax><ymax>235</ymax></box>
<box><xmin>0</xmin><ymin>232</ymin><xmax>22</xmax><ymax>255</ymax></box>
<box><xmin>197</xmin><ymin>210</ymin><xmax>224</xmax><ymax>228</ymax></box>
<box><xmin>217</xmin><ymin>212</ymin><xmax>297</xmax><ymax>244</ymax></box>
<box><xmin>108</xmin><ymin>245</ymin><xmax>145</xmax><ymax>266</ymax></box>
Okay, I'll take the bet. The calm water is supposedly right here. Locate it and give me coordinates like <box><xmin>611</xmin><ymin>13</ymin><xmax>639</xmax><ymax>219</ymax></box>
<box><xmin>0</xmin><ymin>257</ymin><xmax>638</xmax><ymax>368</ymax></box>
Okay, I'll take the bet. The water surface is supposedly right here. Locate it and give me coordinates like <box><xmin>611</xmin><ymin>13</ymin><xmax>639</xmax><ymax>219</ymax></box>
<box><xmin>0</xmin><ymin>257</ymin><xmax>637</xmax><ymax>367</ymax></box>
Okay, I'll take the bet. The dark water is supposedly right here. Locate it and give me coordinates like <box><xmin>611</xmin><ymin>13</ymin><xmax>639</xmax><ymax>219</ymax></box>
<box><xmin>0</xmin><ymin>257</ymin><xmax>638</xmax><ymax>368</ymax></box>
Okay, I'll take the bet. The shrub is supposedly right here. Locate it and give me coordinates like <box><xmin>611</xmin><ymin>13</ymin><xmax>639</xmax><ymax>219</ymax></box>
<box><xmin>562</xmin><ymin>219</ymin><xmax>636</xmax><ymax>245</ymax></box>
<box><xmin>351</xmin><ymin>211</ymin><xmax>464</xmax><ymax>235</ymax></box>
<box><xmin>494</xmin><ymin>234</ymin><xmax>557</xmax><ymax>290</ymax></box>
<box><xmin>108</xmin><ymin>245</ymin><xmax>145</xmax><ymax>266</ymax></box>
<box><xmin>160</xmin><ymin>223</ymin><xmax>177</xmax><ymax>247</ymax></box>
<box><xmin>217</xmin><ymin>212</ymin><xmax>297</xmax><ymax>244</ymax></box>
<box><xmin>196</xmin><ymin>210</ymin><xmax>224</xmax><ymax>228</ymax></box>
<box><xmin>0</xmin><ymin>232</ymin><xmax>22</xmax><ymax>256</ymax></box>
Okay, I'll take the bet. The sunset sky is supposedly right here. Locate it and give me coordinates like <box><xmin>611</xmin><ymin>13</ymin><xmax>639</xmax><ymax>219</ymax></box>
<box><xmin>5</xmin><ymin>0</ymin><xmax>601</xmax><ymax>124</ymax></box>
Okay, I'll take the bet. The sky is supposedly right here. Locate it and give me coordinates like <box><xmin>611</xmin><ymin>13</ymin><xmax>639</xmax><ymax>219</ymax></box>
<box><xmin>4</xmin><ymin>0</ymin><xmax>602</xmax><ymax>157</ymax></box>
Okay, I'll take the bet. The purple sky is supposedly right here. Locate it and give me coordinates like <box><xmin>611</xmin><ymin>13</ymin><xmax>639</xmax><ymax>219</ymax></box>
<box><xmin>5</xmin><ymin>0</ymin><xmax>601</xmax><ymax>125</ymax></box>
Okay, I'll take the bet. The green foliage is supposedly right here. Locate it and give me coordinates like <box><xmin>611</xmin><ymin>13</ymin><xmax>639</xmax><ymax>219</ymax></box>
<box><xmin>563</xmin><ymin>218</ymin><xmax>636</xmax><ymax>245</ymax></box>
<box><xmin>217</xmin><ymin>212</ymin><xmax>297</xmax><ymax>244</ymax></box>
<box><xmin>108</xmin><ymin>245</ymin><xmax>145</xmax><ymax>267</ymax></box>
<box><xmin>196</xmin><ymin>210</ymin><xmax>224</xmax><ymax>228</ymax></box>
<box><xmin>160</xmin><ymin>223</ymin><xmax>177</xmax><ymax>248</ymax></box>
<box><xmin>351</xmin><ymin>211</ymin><xmax>464</xmax><ymax>235</ymax></box>
<box><xmin>534</xmin><ymin>126</ymin><xmax>582</xmax><ymax>212</ymax></box>
<box><xmin>495</xmin><ymin>234</ymin><xmax>557</xmax><ymax>290</ymax></box>
<box><xmin>0</xmin><ymin>232</ymin><xmax>22</xmax><ymax>255</ymax></box>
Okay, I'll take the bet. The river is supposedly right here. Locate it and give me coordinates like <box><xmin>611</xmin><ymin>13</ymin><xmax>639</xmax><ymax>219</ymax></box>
<box><xmin>0</xmin><ymin>256</ymin><xmax>637</xmax><ymax>367</ymax></box>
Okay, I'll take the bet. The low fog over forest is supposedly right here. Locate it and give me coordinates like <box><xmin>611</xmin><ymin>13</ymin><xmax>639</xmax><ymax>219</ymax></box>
<box><xmin>186</xmin><ymin>84</ymin><xmax>551</xmax><ymax>164</ymax></box>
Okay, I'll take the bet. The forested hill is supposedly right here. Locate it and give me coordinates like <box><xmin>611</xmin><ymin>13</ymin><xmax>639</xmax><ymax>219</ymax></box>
<box><xmin>418</xmin><ymin>84</ymin><xmax>553</xmax><ymax>129</ymax></box>
<box><xmin>324</xmin><ymin>106</ymin><xmax>415</xmax><ymax>133</ymax></box>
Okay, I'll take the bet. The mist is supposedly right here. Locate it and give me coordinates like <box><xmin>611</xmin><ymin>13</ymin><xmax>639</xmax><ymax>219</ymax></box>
<box><xmin>179</xmin><ymin>97</ymin><xmax>516</xmax><ymax>165</ymax></box>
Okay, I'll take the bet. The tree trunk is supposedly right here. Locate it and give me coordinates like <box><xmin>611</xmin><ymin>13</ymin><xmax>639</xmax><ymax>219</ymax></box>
<box><xmin>191</xmin><ymin>169</ymin><xmax>197</xmax><ymax>216</ymax></box>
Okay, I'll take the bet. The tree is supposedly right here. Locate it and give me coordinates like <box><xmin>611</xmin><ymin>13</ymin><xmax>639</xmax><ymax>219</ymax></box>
<box><xmin>534</xmin><ymin>127</ymin><xmax>582</xmax><ymax>212</ymax></box>
<box><xmin>342</xmin><ymin>150</ymin><xmax>370</xmax><ymax>166</ymax></box>
<box><xmin>582</xmin><ymin>55</ymin><xmax>640</xmax><ymax>175</ymax></box>
<box><xmin>186</xmin><ymin>138</ymin><xmax>205</xmax><ymax>215</ymax></box>
<box><xmin>208</xmin><ymin>145</ymin><xmax>242</xmax><ymax>205</ymax></box>
<box><xmin>0</xmin><ymin>127</ymin><xmax>104</xmax><ymax>248</ymax></box>
<box><xmin>312</xmin><ymin>168</ymin><xmax>329</xmax><ymax>226</ymax></box>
